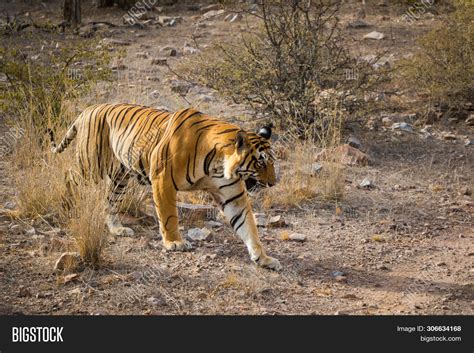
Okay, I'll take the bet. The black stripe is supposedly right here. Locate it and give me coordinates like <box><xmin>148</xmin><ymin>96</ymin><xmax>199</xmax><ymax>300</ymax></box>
<box><xmin>192</xmin><ymin>132</ymin><xmax>203</xmax><ymax>178</ymax></box>
<box><xmin>116</xmin><ymin>107</ymin><xmax>149</xmax><ymax>155</ymax></box>
<box><xmin>222</xmin><ymin>191</ymin><xmax>245</xmax><ymax>208</ymax></box>
<box><xmin>170</xmin><ymin>164</ymin><xmax>179</xmax><ymax>191</ymax></box>
<box><xmin>217</xmin><ymin>128</ymin><xmax>239</xmax><ymax>135</ymax></box>
<box><xmin>190</xmin><ymin>119</ymin><xmax>210</xmax><ymax>128</ymax></box>
<box><xmin>185</xmin><ymin>156</ymin><xmax>194</xmax><ymax>185</ymax></box>
<box><xmin>230</xmin><ymin>209</ymin><xmax>244</xmax><ymax>228</ymax></box>
<box><xmin>171</xmin><ymin>110</ymin><xmax>201</xmax><ymax>137</ymax></box>
<box><xmin>196</xmin><ymin>123</ymin><xmax>219</xmax><ymax>133</ymax></box>
<box><xmin>164</xmin><ymin>215</ymin><xmax>177</xmax><ymax>231</ymax></box>
<box><xmin>234</xmin><ymin>210</ymin><xmax>248</xmax><ymax>233</ymax></box>
<box><xmin>219</xmin><ymin>179</ymin><xmax>240</xmax><ymax>189</ymax></box>
<box><xmin>203</xmin><ymin>144</ymin><xmax>217</xmax><ymax>175</ymax></box>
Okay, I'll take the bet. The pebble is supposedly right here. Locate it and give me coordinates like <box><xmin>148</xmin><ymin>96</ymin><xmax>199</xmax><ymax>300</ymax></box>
<box><xmin>391</xmin><ymin>122</ymin><xmax>413</xmax><ymax>132</ymax></box>
<box><xmin>347</xmin><ymin>136</ymin><xmax>361</xmax><ymax>149</ymax></box>
<box><xmin>288</xmin><ymin>233</ymin><xmax>307</xmax><ymax>242</ymax></box>
<box><xmin>187</xmin><ymin>227</ymin><xmax>211</xmax><ymax>241</ymax></box>
<box><xmin>151</xmin><ymin>57</ymin><xmax>168</xmax><ymax>66</ymax></box>
<box><xmin>359</xmin><ymin>178</ymin><xmax>374</xmax><ymax>189</ymax></box>
<box><xmin>363</xmin><ymin>31</ymin><xmax>385</xmax><ymax>40</ymax></box>
<box><xmin>4</xmin><ymin>201</ymin><xmax>15</xmax><ymax>210</ymax></box>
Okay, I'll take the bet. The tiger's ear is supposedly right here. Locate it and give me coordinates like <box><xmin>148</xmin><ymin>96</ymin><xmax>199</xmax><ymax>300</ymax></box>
<box><xmin>257</xmin><ymin>125</ymin><xmax>272</xmax><ymax>140</ymax></box>
<box><xmin>235</xmin><ymin>131</ymin><xmax>249</xmax><ymax>152</ymax></box>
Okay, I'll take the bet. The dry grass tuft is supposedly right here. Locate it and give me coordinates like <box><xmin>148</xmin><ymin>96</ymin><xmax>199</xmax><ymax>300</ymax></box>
<box><xmin>66</xmin><ymin>181</ymin><xmax>108</xmax><ymax>268</ymax></box>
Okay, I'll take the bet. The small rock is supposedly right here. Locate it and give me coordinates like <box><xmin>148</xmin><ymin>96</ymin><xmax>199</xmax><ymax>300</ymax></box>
<box><xmin>205</xmin><ymin>221</ymin><xmax>223</xmax><ymax>228</ymax></box>
<box><xmin>312</xmin><ymin>163</ymin><xmax>323</xmax><ymax>175</ymax></box>
<box><xmin>157</xmin><ymin>16</ymin><xmax>182</xmax><ymax>26</ymax></box>
<box><xmin>288</xmin><ymin>233</ymin><xmax>307</xmax><ymax>242</ymax></box>
<box><xmin>465</xmin><ymin>114</ymin><xmax>474</xmax><ymax>126</ymax></box>
<box><xmin>168</xmin><ymin>18</ymin><xmax>179</xmax><ymax>27</ymax></box>
<box><xmin>151</xmin><ymin>57</ymin><xmax>168</xmax><ymax>66</ymax></box>
<box><xmin>187</xmin><ymin>227</ymin><xmax>211</xmax><ymax>241</ymax></box>
<box><xmin>161</xmin><ymin>47</ymin><xmax>177</xmax><ymax>57</ymax></box>
<box><xmin>335</xmin><ymin>275</ymin><xmax>348</xmax><ymax>283</ymax></box>
<box><xmin>332</xmin><ymin>271</ymin><xmax>345</xmax><ymax>277</ymax></box>
<box><xmin>436</xmin><ymin>261</ymin><xmax>447</xmax><ymax>267</ymax></box>
<box><xmin>347</xmin><ymin>136</ymin><xmax>361</xmax><ymax>149</ymax></box>
<box><xmin>464</xmin><ymin>138</ymin><xmax>472</xmax><ymax>146</ymax></box>
<box><xmin>267</xmin><ymin>215</ymin><xmax>286</xmax><ymax>228</ymax></box>
<box><xmin>149</xmin><ymin>90</ymin><xmax>160</xmax><ymax>99</ymax></box>
<box><xmin>359</xmin><ymin>178</ymin><xmax>374</xmax><ymax>189</ymax></box>
<box><xmin>183</xmin><ymin>45</ymin><xmax>199</xmax><ymax>55</ymax></box>
<box><xmin>347</xmin><ymin>19</ymin><xmax>370</xmax><ymax>28</ymax></box>
<box><xmin>4</xmin><ymin>201</ymin><xmax>16</xmax><ymax>209</ymax></box>
<box><xmin>54</xmin><ymin>252</ymin><xmax>82</xmax><ymax>273</ymax></box>
<box><xmin>391</xmin><ymin>122</ymin><xmax>413</xmax><ymax>132</ymax></box>
<box><xmin>25</xmin><ymin>227</ymin><xmax>36</xmax><ymax>236</ymax></box>
<box><xmin>376</xmin><ymin>264</ymin><xmax>390</xmax><ymax>271</ymax></box>
<box><xmin>363</xmin><ymin>31</ymin><xmax>385</xmax><ymax>40</ymax></box>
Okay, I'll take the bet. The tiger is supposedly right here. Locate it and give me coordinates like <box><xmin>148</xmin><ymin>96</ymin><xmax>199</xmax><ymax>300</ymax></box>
<box><xmin>50</xmin><ymin>103</ymin><xmax>282</xmax><ymax>270</ymax></box>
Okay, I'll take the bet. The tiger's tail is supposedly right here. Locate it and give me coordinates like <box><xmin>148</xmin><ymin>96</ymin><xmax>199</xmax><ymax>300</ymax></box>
<box><xmin>48</xmin><ymin>121</ymin><xmax>78</xmax><ymax>154</ymax></box>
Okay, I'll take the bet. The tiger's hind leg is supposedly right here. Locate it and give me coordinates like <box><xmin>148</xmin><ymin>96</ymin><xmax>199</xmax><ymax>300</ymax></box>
<box><xmin>106</xmin><ymin>166</ymin><xmax>134</xmax><ymax>237</ymax></box>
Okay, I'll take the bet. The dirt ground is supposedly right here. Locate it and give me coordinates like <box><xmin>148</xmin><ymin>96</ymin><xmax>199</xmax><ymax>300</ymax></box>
<box><xmin>0</xmin><ymin>0</ymin><xmax>472</xmax><ymax>315</ymax></box>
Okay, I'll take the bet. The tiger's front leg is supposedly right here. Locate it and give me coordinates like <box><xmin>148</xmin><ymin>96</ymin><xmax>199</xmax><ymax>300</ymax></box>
<box><xmin>151</xmin><ymin>173</ymin><xmax>192</xmax><ymax>251</ymax></box>
<box><xmin>214</xmin><ymin>181</ymin><xmax>281</xmax><ymax>271</ymax></box>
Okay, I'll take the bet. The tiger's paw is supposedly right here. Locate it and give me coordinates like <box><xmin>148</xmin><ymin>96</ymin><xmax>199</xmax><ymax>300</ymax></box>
<box><xmin>257</xmin><ymin>255</ymin><xmax>282</xmax><ymax>271</ymax></box>
<box><xmin>163</xmin><ymin>239</ymin><xmax>193</xmax><ymax>251</ymax></box>
<box><xmin>110</xmin><ymin>226</ymin><xmax>135</xmax><ymax>237</ymax></box>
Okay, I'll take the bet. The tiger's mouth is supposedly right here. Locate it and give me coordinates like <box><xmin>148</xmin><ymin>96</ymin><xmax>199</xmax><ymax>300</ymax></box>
<box><xmin>245</xmin><ymin>177</ymin><xmax>274</xmax><ymax>192</ymax></box>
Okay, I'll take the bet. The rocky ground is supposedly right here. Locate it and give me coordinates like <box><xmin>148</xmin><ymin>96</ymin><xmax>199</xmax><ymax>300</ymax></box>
<box><xmin>0</xmin><ymin>1</ymin><xmax>472</xmax><ymax>315</ymax></box>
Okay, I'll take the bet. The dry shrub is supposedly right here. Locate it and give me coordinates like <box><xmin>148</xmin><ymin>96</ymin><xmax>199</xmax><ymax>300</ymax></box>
<box><xmin>399</xmin><ymin>1</ymin><xmax>474</xmax><ymax>111</ymax></box>
<box><xmin>261</xmin><ymin>100</ymin><xmax>346</xmax><ymax>208</ymax></box>
<box><xmin>66</xmin><ymin>180</ymin><xmax>108</xmax><ymax>268</ymax></box>
<box><xmin>2</xmin><ymin>38</ymin><xmax>114</xmax><ymax>268</ymax></box>
<box><xmin>179</xmin><ymin>0</ymin><xmax>380</xmax><ymax>131</ymax></box>
<box><xmin>9</xmin><ymin>127</ymin><xmax>70</xmax><ymax>220</ymax></box>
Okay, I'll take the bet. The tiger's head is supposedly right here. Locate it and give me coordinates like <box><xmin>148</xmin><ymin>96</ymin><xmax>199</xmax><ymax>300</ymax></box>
<box><xmin>224</xmin><ymin>125</ymin><xmax>276</xmax><ymax>190</ymax></box>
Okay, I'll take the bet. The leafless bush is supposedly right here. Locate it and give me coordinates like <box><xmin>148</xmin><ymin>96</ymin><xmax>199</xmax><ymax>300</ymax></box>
<box><xmin>180</xmin><ymin>0</ymin><xmax>381</xmax><ymax>133</ymax></box>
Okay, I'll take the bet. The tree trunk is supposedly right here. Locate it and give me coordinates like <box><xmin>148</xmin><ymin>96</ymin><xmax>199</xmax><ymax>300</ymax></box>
<box><xmin>63</xmin><ymin>0</ymin><xmax>81</xmax><ymax>27</ymax></box>
<box><xmin>117</xmin><ymin>0</ymin><xmax>136</xmax><ymax>10</ymax></box>
<box><xmin>96</xmin><ymin>0</ymin><xmax>115</xmax><ymax>8</ymax></box>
